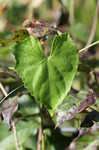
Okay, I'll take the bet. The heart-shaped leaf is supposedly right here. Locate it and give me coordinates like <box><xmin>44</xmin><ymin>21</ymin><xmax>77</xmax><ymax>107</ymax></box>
<box><xmin>13</xmin><ymin>30</ymin><xmax>78</xmax><ymax>114</ymax></box>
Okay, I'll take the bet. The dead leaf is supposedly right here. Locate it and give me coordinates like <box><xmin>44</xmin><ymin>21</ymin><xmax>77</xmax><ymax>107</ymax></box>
<box><xmin>56</xmin><ymin>89</ymin><xmax>96</xmax><ymax>126</ymax></box>
<box><xmin>77</xmin><ymin>89</ymin><xmax>96</xmax><ymax>112</ymax></box>
<box><xmin>1</xmin><ymin>96</ymin><xmax>18</xmax><ymax>128</ymax></box>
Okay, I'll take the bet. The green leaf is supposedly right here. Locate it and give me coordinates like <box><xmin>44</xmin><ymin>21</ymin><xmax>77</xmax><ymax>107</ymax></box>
<box><xmin>13</xmin><ymin>30</ymin><xmax>78</xmax><ymax>114</ymax></box>
<box><xmin>0</xmin><ymin>120</ymin><xmax>39</xmax><ymax>150</ymax></box>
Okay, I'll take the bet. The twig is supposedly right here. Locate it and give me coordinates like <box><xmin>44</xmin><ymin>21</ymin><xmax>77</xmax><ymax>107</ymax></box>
<box><xmin>69</xmin><ymin>0</ymin><xmax>75</xmax><ymax>25</ymax></box>
<box><xmin>79</xmin><ymin>0</ymin><xmax>99</xmax><ymax>54</ymax></box>
<box><xmin>0</xmin><ymin>82</ymin><xmax>19</xmax><ymax>150</ymax></box>
<box><xmin>11</xmin><ymin>120</ymin><xmax>19</xmax><ymax>150</ymax></box>
<box><xmin>0</xmin><ymin>83</ymin><xmax>7</xmax><ymax>97</ymax></box>
<box><xmin>85</xmin><ymin>0</ymin><xmax>99</xmax><ymax>48</ymax></box>
<box><xmin>0</xmin><ymin>84</ymin><xmax>23</xmax><ymax>104</ymax></box>
<box><xmin>37</xmin><ymin>128</ymin><xmax>42</xmax><ymax>150</ymax></box>
<box><xmin>79</xmin><ymin>40</ymin><xmax>99</xmax><ymax>53</ymax></box>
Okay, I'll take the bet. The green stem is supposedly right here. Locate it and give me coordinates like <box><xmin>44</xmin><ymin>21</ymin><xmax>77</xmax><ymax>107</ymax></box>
<box><xmin>79</xmin><ymin>40</ymin><xmax>99</xmax><ymax>53</ymax></box>
<box><xmin>42</xmin><ymin>133</ymin><xmax>45</xmax><ymax>150</ymax></box>
<box><xmin>40</xmin><ymin>105</ymin><xmax>45</xmax><ymax>150</ymax></box>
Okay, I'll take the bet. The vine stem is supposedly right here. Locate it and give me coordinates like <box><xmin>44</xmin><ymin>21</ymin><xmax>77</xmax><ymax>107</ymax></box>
<box><xmin>0</xmin><ymin>82</ymin><xmax>19</xmax><ymax>150</ymax></box>
<box><xmin>79</xmin><ymin>40</ymin><xmax>99</xmax><ymax>53</ymax></box>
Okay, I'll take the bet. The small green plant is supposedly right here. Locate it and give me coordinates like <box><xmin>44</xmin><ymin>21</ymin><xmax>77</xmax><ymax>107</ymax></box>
<box><xmin>13</xmin><ymin>29</ymin><xmax>78</xmax><ymax>115</ymax></box>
